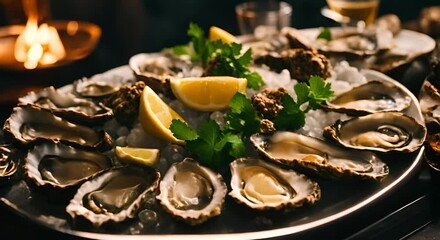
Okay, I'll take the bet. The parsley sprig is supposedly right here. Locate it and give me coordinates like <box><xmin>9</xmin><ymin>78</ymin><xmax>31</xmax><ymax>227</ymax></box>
<box><xmin>173</xmin><ymin>22</ymin><xmax>265</xmax><ymax>90</ymax></box>
<box><xmin>170</xmin><ymin>75</ymin><xmax>334</xmax><ymax>170</ymax></box>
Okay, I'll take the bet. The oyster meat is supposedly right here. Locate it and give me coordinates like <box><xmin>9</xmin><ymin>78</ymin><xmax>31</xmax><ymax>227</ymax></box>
<box><xmin>323</xmin><ymin>80</ymin><xmax>412</xmax><ymax>115</ymax></box>
<box><xmin>324</xmin><ymin>112</ymin><xmax>427</xmax><ymax>153</ymax></box>
<box><xmin>229</xmin><ymin>157</ymin><xmax>320</xmax><ymax>211</ymax></box>
<box><xmin>250</xmin><ymin>131</ymin><xmax>389</xmax><ymax>181</ymax></box>
<box><xmin>24</xmin><ymin>142</ymin><xmax>112</xmax><ymax>194</ymax></box>
<box><xmin>19</xmin><ymin>86</ymin><xmax>113</xmax><ymax>125</ymax></box>
<box><xmin>66</xmin><ymin>165</ymin><xmax>160</xmax><ymax>227</ymax></box>
<box><xmin>129</xmin><ymin>52</ymin><xmax>203</xmax><ymax>96</ymax></box>
<box><xmin>3</xmin><ymin>104</ymin><xmax>113</xmax><ymax>151</ymax></box>
<box><xmin>157</xmin><ymin>158</ymin><xmax>227</xmax><ymax>225</ymax></box>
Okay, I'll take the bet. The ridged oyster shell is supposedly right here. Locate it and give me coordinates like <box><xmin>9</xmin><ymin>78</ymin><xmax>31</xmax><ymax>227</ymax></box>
<box><xmin>0</xmin><ymin>144</ymin><xmax>20</xmax><ymax>185</ymax></box>
<box><xmin>129</xmin><ymin>52</ymin><xmax>202</xmax><ymax>96</ymax></box>
<box><xmin>250</xmin><ymin>131</ymin><xmax>389</xmax><ymax>181</ymax></box>
<box><xmin>24</xmin><ymin>142</ymin><xmax>112</xmax><ymax>193</ymax></box>
<box><xmin>19</xmin><ymin>86</ymin><xmax>113</xmax><ymax>125</ymax></box>
<box><xmin>229</xmin><ymin>157</ymin><xmax>320</xmax><ymax>211</ymax></box>
<box><xmin>324</xmin><ymin>112</ymin><xmax>427</xmax><ymax>153</ymax></box>
<box><xmin>323</xmin><ymin>80</ymin><xmax>412</xmax><ymax>115</ymax></box>
<box><xmin>73</xmin><ymin>66</ymin><xmax>135</xmax><ymax>98</ymax></box>
<box><xmin>3</xmin><ymin>104</ymin><xmax>113</xmax><ymax>151</ymax></box>
<box><xmin>157</xmin><ymin>158</ymin><xmax>227</xmax><ymax>225</ymax></box>
<box><xmin>66</xmin><ymin>165</ymin><xmax>160</xmax><ymax>227</ymax></box>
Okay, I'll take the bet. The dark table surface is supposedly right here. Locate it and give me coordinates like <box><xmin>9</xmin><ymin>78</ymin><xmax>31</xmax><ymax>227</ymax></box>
<box><xmin>0</xmin><ymin>26</ymin><xmax>439</xmax><ymax>240</ymax></box>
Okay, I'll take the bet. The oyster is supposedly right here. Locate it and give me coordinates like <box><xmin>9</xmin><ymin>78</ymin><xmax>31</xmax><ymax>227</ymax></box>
<box><xmin>0</xmin><ymin>144</ymin><xmax>20</xmax><ymax>185</ymax></box>
<box><xmin>129</xmin><ymin>52</ymin><xmax>203</xmax><ymax>96</ymax></box>
<box><xmin>19</xmin><ymin>86</ymin><xmax>113</xmax><ymax>125</ymax></box>
<box><xmin>229</xmin><ymin>157</ymin><xmax>320</xmax><ymax>211</ymax></box>
<box><xmin>324</xmin><ymin>112</ymin><xmax>427</xmax><ymax>153</ymax></box>
<box><xmin>24</xmin><ymin>142</ymin><xmax>112</xmax><ymax>194</ymax></box>
<box><xmin>3</xmin><ymin>104</ymin><xmax>113</xmax><ymax>151</ymax></box>
<box><xmin>73</xmin><ymin>66</ymin><xmax>135</xmax><ymax>98</ymax></box>
<box><xmin>323</xmin><ymin>80</ymin><xmax>412</xmax><ymax>115</ymax></box>
<box><xmin>66</xmin><ymin>165</ymin><xmax>160</xmax><ymax>227</ymax></box>
<box><xmin>157</xmin><ymin>158</ymin><xmax>227</xmax><ymax>225</ymax></box>
<box><xmin>250</xmin><ymin>131</ymin><xmax>389</xmax><ymax>181</ymax></box>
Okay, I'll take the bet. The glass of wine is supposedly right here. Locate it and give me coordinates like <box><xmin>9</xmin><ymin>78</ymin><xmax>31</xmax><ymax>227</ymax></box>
<box><xmin>325</xmin><ymin>0</ymin><xmax>380</xmax><ymax>27</ymax></box>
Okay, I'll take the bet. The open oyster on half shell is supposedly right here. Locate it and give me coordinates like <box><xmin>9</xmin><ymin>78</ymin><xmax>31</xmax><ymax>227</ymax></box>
<box><xmin>323</xmin><ymin>80</ymin><xmax>412</xmax><ymax>115</ymax></box>
<box><xmin>3</xmin><ymin>104</ymin><xmax>113</xmax><ymax>151</ymax></box>
<box><xmin>250</xmin><ymin>131</ymin><xmax>389</xmax><ymax>181</ymax></box>
<box><xmin>66</xmin><ymin>165</ymin><xmax>160</xmax><ymax>227</ymax></box>
<box><xmin>229</xmin><ymin>157</ymin><xmax>320</xmax><ymax>211</ymax></box>
<box><xmin>129</xmin><ymin>52</ymin><xmax>203</xmax><ymax>97</ymax></box>
<box><xmin>324</xmin><ymin>112</ymin><xmax>427</xmax><ymax>153</ymax></box>
<box><xmin>156</xmin><ymin>158</ymin><xmax>227</xmax><ymax>225</ymax></box>
<box><xmin>24</xmin><ymin>142</ymin><xmax>112</xmax><ymax>197</ymax></box>
<box><xmin>19</xmin><ymin>86</ymin><xmax>113</xmax><ymax>125</ymax></box>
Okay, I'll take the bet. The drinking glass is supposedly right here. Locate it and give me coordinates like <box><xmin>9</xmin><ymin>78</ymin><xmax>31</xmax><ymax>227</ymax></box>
<box><xmin>326</xmin><ymin>0</ymin><xmax>380</xmax><ymax>26</ymax></box>
<box><xmin>235</xmin><ymin>1</ymin><xmax>292</xmax><ymax>35</ymax></box>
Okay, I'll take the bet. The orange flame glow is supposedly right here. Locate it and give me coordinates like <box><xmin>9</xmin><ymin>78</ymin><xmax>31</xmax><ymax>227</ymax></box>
<box><xmin>14</xmin><ymin>5</ymin><xmax>65</xmax><ymax>69</ymax></box>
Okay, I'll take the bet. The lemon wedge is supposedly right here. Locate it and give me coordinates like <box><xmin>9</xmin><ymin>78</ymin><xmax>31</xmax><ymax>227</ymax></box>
<box><xmin>139</xmin><ymin>85</ymin><xmax>185</xmax><ymax>144</ymax></box>
<box><xmin>209</xmin><ymin>26</ymin><xmax>237</xmax><ymax>44</ymax></box>
<box><xmin>115</xmin><ymin>146</ymin><xmax>160</xmax><ymax>166</ymax></box>
<box><xmin>170</xmin><ymin>76</ymin><xmax>247</xmax><ymax>111</ymax></box>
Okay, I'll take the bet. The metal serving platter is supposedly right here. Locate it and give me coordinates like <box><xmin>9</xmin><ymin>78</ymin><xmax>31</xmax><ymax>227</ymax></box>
<box><xmin>0</xmin><ymin>66</ymin><xmax>426</xmax><ymax>239</ymax></box>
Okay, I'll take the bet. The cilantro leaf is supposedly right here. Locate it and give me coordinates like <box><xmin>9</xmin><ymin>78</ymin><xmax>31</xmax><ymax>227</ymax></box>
<box><xmin>225</xmin><ymin>93</ymin><xmax>261</xmax><ymax>136</ymax></box>
<box><xmin>273</xmin><ymin>94</ymin><xmax>306</xmax><ymax>131</ymax></box>
<box><xmin>170</xmin><ymin>119</ymin><xmax>198</xmax><ymax>141</ymax></box>
<box><xmin>308</xmin><ymin>75</ymin><xmax>334</xmax><ymax>101</ymax></box>
<box><xmin>197</xmin><ymin>120</ymin><xmax>220</xmax><ymax>146</ymax></box>
<box><xmin>244</xmin><ymin>71</ymin><xmax>265</xmax><ymax>90</ymax></box>
<box><xmin>317</xmin><ymin>27</ymin><xmax>332</xmax><ymax>41</ymax></box>
<box><xmin>294</xmin><ymin>82</ymin><xmax>310</xmax><ymax>105</ymax></box>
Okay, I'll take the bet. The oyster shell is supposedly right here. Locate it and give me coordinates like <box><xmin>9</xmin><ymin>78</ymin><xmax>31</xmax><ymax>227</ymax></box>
<box><xmin>250</xmin><ymin>131</ymin><xmax>389</xmax><ymax>181</ymax></box>
<box><xmin>157</xmin><ymin>158</ymin><xmax>227</xmax><ymax>225</ymax></box>
<box><xmin>323</xmin><ymin>80</ymin><xmax>412</xmax><ymax>115</ymax></box>
<box><xmin>19</xmin><ymin>86</ymin><xmax>113</xmax><ymax>125</ymax></box>
<box><xmin>0</xmin><ymin>144</ymin><xmax>20</xmax><ymax>185</ymax></box>
<box><xmin>324</xmin><ymin>112</ymin><xmax>427</xmax><ymax>153</ymax></box>
<box><xmin>66</xmin><ymin>165</ymin><xmax>160</xmax><ymax>227</ymax></box>
<box><xmin>129</xmin><ymin>52</ymin><xmax>202</xmax><ymax>96</ymax></box>
<box><xmin>3</xmin><ymin>104</ymin><xmax>113</xmax><ymax>151</ymax></box>
<box><xmin>24</xmin><ymin>142</ymin><xmax>112</xmax><ymax>193</ymax></box>
<box><xmin>229</xmin><ymin>157</ymin><xmax>320</xmax><ymax>211</ymax></box>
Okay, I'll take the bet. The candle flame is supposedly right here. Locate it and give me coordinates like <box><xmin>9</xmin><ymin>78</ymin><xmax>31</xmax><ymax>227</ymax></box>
<box><xmin>14</xmin><ymin>16</ymin><xmax>66</xmax><ymax>69</ymax></box>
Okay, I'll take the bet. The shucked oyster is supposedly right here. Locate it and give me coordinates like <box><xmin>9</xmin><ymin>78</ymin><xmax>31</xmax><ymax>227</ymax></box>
<box><xmin>323</xmin><ymin>80</ymin><xmax>412</xmax><ymax>115</ymax></box>
<box><xmin>157</xmin><ymin>158</ymin><xmax>227</xmax><ymax>225</ymax></box>
<box><xmin>129</xmin><ymin>52</ymin><xmax>203</xmax><ymax>96</ymax></box>
<box><xmin>324</xmin><ymin>112</ymin><xmax>427</xmax><ymax>153</ymax></box>
<box><xmin>3</xmin><ymin>104</ymin><xmax>112</xmax><ymax>151</ymax></box>
<box><xmin>24</xmin><ymin>142</ymin><xmax>112</xmax><ymax>195</ymax></box>
<box><xmin>19</xmin><ymin>86</ymin><xmax>113</xmax><ymax>125</ymax></box>
<box><xmin>66</xmin><ymin>165</ymin><xmax>160</xmax><ymax>227</ymax></box>
<box><xmin>229</xmin><ymin>157</ymin><xmax>320</xmax><ymax>211</ymax></box>
<box><xmin>73</xmin><ymin>66</ymin><xmax>135</xmax><ymax>98</ymax></box>
<box><xmin>250</xmin><ymin>131</ymin><xmax>389</xmax><ymax>181</ymax></box>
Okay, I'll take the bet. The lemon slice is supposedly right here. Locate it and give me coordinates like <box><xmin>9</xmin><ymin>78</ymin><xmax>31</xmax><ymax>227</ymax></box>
<box><xmin>115</xmin><ymin>146</ymin><xmax>160</xmax><ymax>166</ymax></box>
<box><xmin>139</xmin><ymin>85</ymin><xmax>185</xmax><ymax>144</ymax></box>
<box><xmin>209</xmin><ymin>26</ymin><xmax>237</xmax><ymax>44</ymax></box>
<box><xmin>170</xmin><ymin>76</ymin><xmax>247</xmax><ymax>111</ymax></box>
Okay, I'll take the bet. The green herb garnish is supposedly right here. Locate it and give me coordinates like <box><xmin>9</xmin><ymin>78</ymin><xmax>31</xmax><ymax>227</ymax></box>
<box><xmin>316</xmin><ymin>27</ymin><xmax>332</xmax><ymax>41</ymax></box>
<box><xmin>173</xmin><ymin>22</ymin><xmax>265</xmax><ymax>90</ymax></box>
<box><xmin>274</xmin><ymin>75</ymin><xmax>334</xmax><ymax>130</ymax></box>
<box><xmin>170</xmin><ymin>38</ymin><xmax>334</xmax><ymax>169</ymax></box>
<box><xmin>170</xmin><ymin>119</ymin><xmax>245</xmax><ymax>169</ymax></box>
